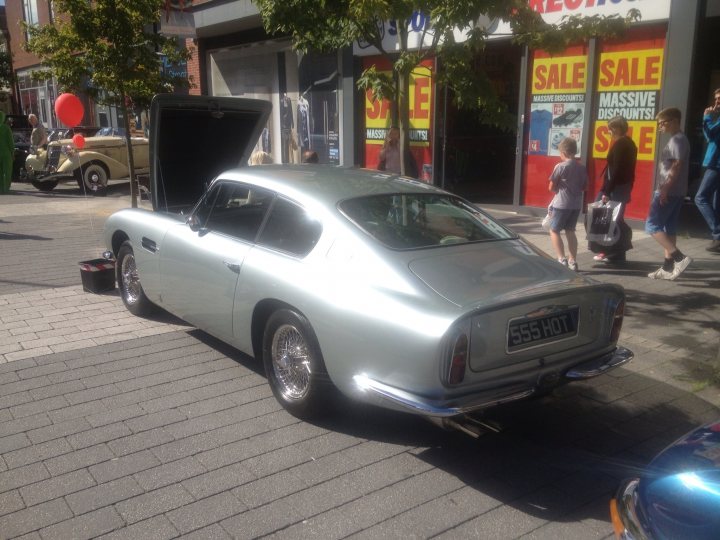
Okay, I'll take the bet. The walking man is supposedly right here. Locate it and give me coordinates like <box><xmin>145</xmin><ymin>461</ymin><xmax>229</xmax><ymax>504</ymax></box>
<box><xmin>695</xmin><ymin>88</ymin><xmax>720</xmax><ymax>253</ymax></box>
<box><xmin>646</xmin><ymin>107</ymin><xmax>693</xmax><ymax>280</ymax></box>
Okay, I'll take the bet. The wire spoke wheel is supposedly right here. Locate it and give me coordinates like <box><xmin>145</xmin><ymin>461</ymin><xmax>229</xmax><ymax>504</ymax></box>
<box><xmin>116</xmin><ymin>241</ymin><xmax>154</xmax><ymax>316</ymax></box>
<box><xmin>271</xmin><ymin>324</ymin><xmax>312</xmax><ymax>401</ymax></box>
<box><xmin>120</xmin><ymin>251</ymin><xmax>142</xmax><ymax>306</ymax></box>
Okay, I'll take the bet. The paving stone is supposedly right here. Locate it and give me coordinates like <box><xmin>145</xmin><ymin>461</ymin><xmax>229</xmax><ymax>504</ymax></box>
<box><xmin>166</xmin><ymin>492</ymin><xmax>247</xmax><ymax>534</ymax></box>
<box><xmin>232</xmin><ymin>470</ymin><xmax>309</xmax><ymax>510</ymax></box>
<box><xmin>107</xmin><ymin>426</ymin><xmax>174</xmax><ymax>457</ymax></box>
<box><xmin>88</xmin><ymin>449</ymin><xmax>161</xmax><ymax>484</ymax></box>
<box><xmin>0</xmin><ymin>489</ymin><xmax>26</xmax><ymax>518</ymax></box>
<box><xmin>96</xmin><ymin>515</ymin><xmax>179</xmax><ymax>540</ymax></box>
<box><xmin>10</xmin><ymin>396</ymin><xmax>70</xmax><ymax>419</ymax></box>
<box><xmin>0</xmin><ymin>499</ymin><xmax>73</xmax><ymax>539</ymax></box>
<box><xmin>49</xmin><ymin>399</ymin><xmax>110</xmax><ymax>423</ymax></box>
<box><xmin>178</xmin><ymin>523</ymin><xmax>232</xmax><ymax>540</ymax></box>
<box><xmin>3</xmin><ymin>438</ymin><xmax>73</xmax><ymax>470</ymax></box>
<box><xmin>20</xmin><ymin>469</ymin><xmax>97</xmax><ymax>507</ymax></box>
<box><xmin>115</xmin><ymin>484</ymin><xmax>194</xmax><ymax>524</ymax></box>
<box><xmin>221</xmin><ymin>499</ymin><xmax>305</xmax><ymax>539</ymax></box>
<box><xmin>40</xmin><ymin>506</ymin><xmax>125</xmax><ymax>539</ymax></box>
<box><xmin>181</xmin><ymin>461</ymin><xmax>257</xmax><ymax>500</ymax></box>
<box><xmin>45</xmin><ymin>443</ymin><xmax>115</xmax><ymax>477</ymax></box>
<box><xmin>85</xmin><ymin>404</ymin><xmax>145</xmax><ymax>428</ymax></box>
<box><xmin>132</xmin><ymin>456</ymin><xmax>207</xmax><ymax>492</ymax></box>
<box><xmin>123</xmin><ymin>409</ymin><xmax>187</xmax><ymax>434</ymax></box>
<box><xmin>65</xmin><ymin>477</ymin><xmax>144</xmax><ymax>515</ymax></box>
<box><xmin>0</xmin><ymin>462</ymin><xmax>50</xmax><ymax>494</ymax></box>
<box><xmin>0</xmin><ymin>432</ymin><xmax>31</xmax><ymax>454</ymax></box>
<box><xmin>66</xmin><ymin>422</ymin><xmax>133</xmax><ymax>450</ymax></box>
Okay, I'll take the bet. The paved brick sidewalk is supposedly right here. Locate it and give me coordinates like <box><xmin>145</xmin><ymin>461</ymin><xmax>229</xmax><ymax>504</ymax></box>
<box><xmin>1</xmin><ymin>183</ymin><xmax>719</xmax><ymax>539</ymax></box>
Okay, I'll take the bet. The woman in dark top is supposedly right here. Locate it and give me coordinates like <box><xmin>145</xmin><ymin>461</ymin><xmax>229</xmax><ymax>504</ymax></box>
<box><xmin>593</xmin><ymin>116</ymin><xmax>638</xmax><ymax>262</ymax></box>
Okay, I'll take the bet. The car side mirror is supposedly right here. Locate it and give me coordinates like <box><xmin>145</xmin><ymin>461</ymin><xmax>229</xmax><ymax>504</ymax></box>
<box><xmin>187</xmin><ymin>214</ymin><xmax>202</xmax><ymax>232</ymax></box>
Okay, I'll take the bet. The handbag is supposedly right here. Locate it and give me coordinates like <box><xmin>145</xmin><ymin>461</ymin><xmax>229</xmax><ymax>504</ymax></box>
<box><xmin>585</xmin><ymin>200</ymin><xmax>622</xmax><ymax>245</ymax></box>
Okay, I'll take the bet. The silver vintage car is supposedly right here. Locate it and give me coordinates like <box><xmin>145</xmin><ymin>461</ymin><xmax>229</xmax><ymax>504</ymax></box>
<box><xmin>104</xmin><ymin>95</ymin><xmax>632</xmax><ymax>435</ymax></box>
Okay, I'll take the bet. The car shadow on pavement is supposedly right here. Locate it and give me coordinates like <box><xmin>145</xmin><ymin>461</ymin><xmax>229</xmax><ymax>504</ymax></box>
<box><xmin>0</xmin><ymin>231</ymin><xmax>53</xmax><ymax>241</ymax></box>
<box><xmin>409</xmin><ymin>382</ymin><xmax>719</xmax><ymax>528</ymax></box>
<box><xmin>148</xmin><ymin>322</ymin><xmax>718</xmax><ymax>531</ymax></box>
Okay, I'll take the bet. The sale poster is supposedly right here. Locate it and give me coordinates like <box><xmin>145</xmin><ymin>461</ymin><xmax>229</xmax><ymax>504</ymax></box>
<box><xmin>592</xmin><ymin>48</ymin><xmax>664</xmax><ymax>162</ymax></box>
<box><xmin>528</xmin><ymin>54</ymin><xmax>587</xmax><ymax>157</ymax></box>
<box><xmin>362</xmin><ymin>56</ymin><xmax>434</xmax><ymax>181</ymax></box>
<box><xmin>589</xmin><ymin>29</ymin><xmax>666</xmax><ymax>220</ymax></box>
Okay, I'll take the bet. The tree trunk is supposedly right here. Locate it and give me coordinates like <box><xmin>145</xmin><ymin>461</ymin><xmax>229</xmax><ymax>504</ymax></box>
<box><xmin>397</xmin><ymin>22</ymin><xmax>410</xmax><ymax>177</ymax></box>
<box><xmin>120</xmin><ymin>91</ymin><xmax>138</xmax><ymax>208</ymax></box>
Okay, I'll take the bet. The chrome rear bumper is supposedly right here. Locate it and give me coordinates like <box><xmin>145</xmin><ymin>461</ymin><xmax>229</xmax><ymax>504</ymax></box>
<box><xmin>354</xmin><ymin>346</ymin><xmax>633</xmax><ymax>418</ymax></box>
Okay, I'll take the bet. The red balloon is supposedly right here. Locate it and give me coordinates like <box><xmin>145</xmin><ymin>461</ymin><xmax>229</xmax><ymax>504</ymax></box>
<box><xmin>72</xmin><ymin>133</ymin><xmax>86</xmax><ymax>149</ymax></box>
<box><xmin>55</xmin><ymin>93</ymin><xmax>84</xmax><ymax>127</ymax></box>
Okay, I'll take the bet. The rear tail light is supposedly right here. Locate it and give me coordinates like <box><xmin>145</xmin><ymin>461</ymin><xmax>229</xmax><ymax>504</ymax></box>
<box><xmin>610</xmin><ymin>299</ymin><xmax>625</xmax><ymax>343</ymax></box>
<box><xmin>448</xmin><ymin>333</ymin><xmax>468</xmax><ymax>384</ymax></box>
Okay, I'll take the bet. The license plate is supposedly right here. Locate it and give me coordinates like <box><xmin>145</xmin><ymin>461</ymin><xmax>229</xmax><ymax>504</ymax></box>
<box><xmin>507</xmin><ymin>307</ymin><xmax>579</xmax><ymax>352</ymax></box>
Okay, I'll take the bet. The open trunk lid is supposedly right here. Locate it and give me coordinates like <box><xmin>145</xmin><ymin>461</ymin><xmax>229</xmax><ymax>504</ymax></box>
<box><xmin>149</xmin><ymin>94</ymin><xmax>271</xmax><ymax>213</ymax></box>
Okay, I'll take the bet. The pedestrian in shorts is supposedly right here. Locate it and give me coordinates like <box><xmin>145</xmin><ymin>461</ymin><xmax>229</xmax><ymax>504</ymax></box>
<box><xmin>646</xmin><ymin>107</ymin><xmax>692</xmax><ymax>280</ymax></box>
<box><xmin>547</xmin><ymin>137</ymin><xmax>588</xmax><ymax>272</ymax></box>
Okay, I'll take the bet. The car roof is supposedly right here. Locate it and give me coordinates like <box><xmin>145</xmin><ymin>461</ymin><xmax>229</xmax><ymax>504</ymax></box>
<box><xmin>216</xmin><ymin>165</ymin><xmax>446</xmax><ymax>208</ymax></box>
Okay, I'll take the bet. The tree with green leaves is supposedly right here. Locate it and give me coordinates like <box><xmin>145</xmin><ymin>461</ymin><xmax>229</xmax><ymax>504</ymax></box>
<box><xmin>24</xmin><ymin>0</ymin><xmax>192</xmax><ymax>207</ymax></box>
<box><xmin>0</xmin><ymin>50</ymin><xmax>13</xmax><ymax>91</ymax></box>
<box><xmin>256</xmin><ymin>0</ymin><xmax>639</xmax><ymax>176</ymax></box>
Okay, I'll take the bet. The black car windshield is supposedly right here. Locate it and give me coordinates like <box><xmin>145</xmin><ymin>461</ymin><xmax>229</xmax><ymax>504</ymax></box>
<box><xmin>339</xmin><ymin>193</ymin><xmax>516</xmax><ymax>250</ymax></box>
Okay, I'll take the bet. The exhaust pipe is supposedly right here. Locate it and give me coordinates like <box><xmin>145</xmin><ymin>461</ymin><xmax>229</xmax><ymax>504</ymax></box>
<box><xmin>429</xmin><ymin>415</ymin><xmax>503</xmax><ymax>438</ymax></box>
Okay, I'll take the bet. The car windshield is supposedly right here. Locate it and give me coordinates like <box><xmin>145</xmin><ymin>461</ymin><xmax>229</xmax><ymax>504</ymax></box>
<box><xmin>340</xmin><ymin>193</ymin><xmax>516</xmax><ymax>250</ymax></box>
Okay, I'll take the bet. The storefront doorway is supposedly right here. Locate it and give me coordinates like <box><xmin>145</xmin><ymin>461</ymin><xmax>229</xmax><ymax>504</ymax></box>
<box><xmin>438</xmin><ymin>41</ymin><xmax>523</xmax><ymax>204</ymax></box>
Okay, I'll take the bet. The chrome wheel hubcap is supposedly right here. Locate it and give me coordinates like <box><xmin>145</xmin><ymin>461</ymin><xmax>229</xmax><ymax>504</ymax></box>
<box><xmin>120</xmin><ymin>253</ymin><xmax>141</xmax><ymax>305</ymax></box>
<box><xmin>271</xmin><ymin>324</ymin><xmax>311</xmax><ymax>400</ymax></box>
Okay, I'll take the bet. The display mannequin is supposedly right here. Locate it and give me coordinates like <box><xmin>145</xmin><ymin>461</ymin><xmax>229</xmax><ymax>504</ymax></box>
<box><xmin>280</xmin><ymin>93</ymin><xmax>294</xmax><ymax>163</ymax></box>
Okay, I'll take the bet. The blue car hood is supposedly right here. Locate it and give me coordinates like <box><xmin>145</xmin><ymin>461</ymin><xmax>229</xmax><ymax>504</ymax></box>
<box><xmin>637</xmin><ymin>420</ymin><xmax>720</xmax><ymax>540</ymax></box>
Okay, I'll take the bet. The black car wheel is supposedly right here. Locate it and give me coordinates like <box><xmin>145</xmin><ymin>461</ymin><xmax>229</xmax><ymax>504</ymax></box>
<box><xmin>117</xmin><ymin>241</ymin><xmax>155</xmax><ymax>316</ymax></box>
<box><xmin>263</xmin><ymin>309</ymin><xmax>332</xmax><ymax>418</ymax></box>
<box><xmin>80</xmin><ymin>161</ymin><xmax>109</xmax><ymax>196</ymax></box>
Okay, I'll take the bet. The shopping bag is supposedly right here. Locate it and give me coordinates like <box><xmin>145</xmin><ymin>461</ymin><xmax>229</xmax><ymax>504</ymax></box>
<box><xmin>585</xmin><ymin>201</ymin><xmax>622</xmax><ymax>245</ymax></box>
<box><xmin>541</xmin><ymin>206</ymin><xmax>553</xmax><ymax>232</ymax></box>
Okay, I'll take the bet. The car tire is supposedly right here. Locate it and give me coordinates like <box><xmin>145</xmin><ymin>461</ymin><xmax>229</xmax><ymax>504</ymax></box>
<box><xmin>30</xmin><ymin>178</ymin><xmax>59</xmax><ymax>192</ymax></box>
<box><xmin>79</xmin><ymin>161</ymin><xmax>109</xmax><ymax>197</ymax></box>
<box><xmin>116</xmin><ymin>241</ymin><xmax>155</xmax><ymax>316</ymax></box>
<box><xmin>263</xmin><ymin>309</ymin><xmax>332</xmax><ymax>418</ymax></box>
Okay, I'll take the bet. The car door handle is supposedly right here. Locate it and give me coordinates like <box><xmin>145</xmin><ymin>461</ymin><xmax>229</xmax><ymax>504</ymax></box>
<box><xmin>223</xmin><ymin>261</ymin><xmax>242</xmax><ymax>273</ymax></box>
<box><xmin>141</xmin><ymin>237</ymin><xmax>158</xmax><ymax>253</ymax></box>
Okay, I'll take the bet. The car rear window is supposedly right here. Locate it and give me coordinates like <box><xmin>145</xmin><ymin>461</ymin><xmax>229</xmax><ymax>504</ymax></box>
<box><xmin>339</xmin><ymin>193</ymin><xmax>516</xmax><ymax>250</ymax></box>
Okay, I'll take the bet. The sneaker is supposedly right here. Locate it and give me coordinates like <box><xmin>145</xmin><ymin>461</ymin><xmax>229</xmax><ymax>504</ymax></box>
<box><xmin>558</xmin><ymin>258</ymin><xmax>568</xmax><ymax>267</ymax></box>
<box><xmin>568</xmin><ymin>260</ymin><xmax>578</xmax><ymax>271</ymax></box>
<box><xmin>648</xmin><ymin>267</ymin><xmax>674</xmax><ymax>280</ymax></box>
<box><xmin>670</xmin><ymin>256</ymin><xmax>692</xmax><ymax>279</ymax></box>
<box><xmin>593</xmin><ymin>253</ymin><xmax>608</xmax><ymax>262</ymax></box>
<box><xmin>707</xmin><ymin>239</ymin><xmax>720</xmax><ymax>253</ymax></box>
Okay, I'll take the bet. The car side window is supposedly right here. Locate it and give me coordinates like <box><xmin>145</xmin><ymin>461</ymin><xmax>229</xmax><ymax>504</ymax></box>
<box><xmin>203</xmin><ymin>182</ymin><xmax>274</xmax><ymax>242</ymax></box>
<box><xmin>257</xmin><ymin>198</ymin><xmax>322</xmax><ymax>257</ymax></box>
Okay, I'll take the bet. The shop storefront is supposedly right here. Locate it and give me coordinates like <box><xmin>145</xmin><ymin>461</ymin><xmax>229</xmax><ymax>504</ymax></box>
<box><xmin>518</xmin><ymin>0</ymin><xmax>692</xmax><ymax>222</ymax></box>
<box><xmin>16</xmin><ymin>70</ymin><xmax>58</xmax><ymax>128</ymax></box>
<box><xmin>522</xmin><ymin>27</ymin><xmax>667</xmax><ymax>220</ymax></box>
<box><xmin>16</xmin><ymin>69</ymin><xmax>96</xmax><ymax>129</ymax></box>
<box><xmin>207</xmin><ymin>42</ymin><xmax>343</xmax><ymax>165</ymax></box>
